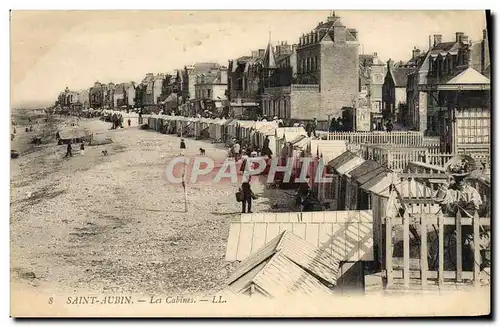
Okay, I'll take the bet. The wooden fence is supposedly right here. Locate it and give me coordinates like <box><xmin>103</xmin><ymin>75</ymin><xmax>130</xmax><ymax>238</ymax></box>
<box><xmin>358</xmin><ymin>144</ymin><xmax>457</xmax><ymax>172</ymax></box>
<box><xmin>327</xmin><ymin>131</ymin><xmax>425</xmax><ymax>145</ymax></box>
<box><xmin>384</xmin><ymin>210</ymin><xmax>490</xmax><ymax>289</ymax></box>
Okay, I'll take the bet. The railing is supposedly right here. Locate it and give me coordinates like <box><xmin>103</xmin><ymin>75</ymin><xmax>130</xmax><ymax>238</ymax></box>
<box><xmin>327</xmin><ymin>131</ymin><xmax>425</xmax><ymax>145</ymax></box>
<box><xmin>291</xmin><ymin>84</ymin><xmax>320</xmax><ymax>92</ymax></box>
<box><xmin>263</xmin><ymin>86</ymin><xmax>291</xmax><ymax>95</ymax></box>
<box><xmin>359</xmin><ymin>144</ymin><xmax>454</xmax><ymax>172</ymax></box>
<box><xmin>426</xmin><ymin>153</ymin><xmax>455</xmax><ymax>167</ymax></box>
<box><xmin>384</xmin><ymin>210</ymin><xmax>490</xmax><ymax>290</ymax></box>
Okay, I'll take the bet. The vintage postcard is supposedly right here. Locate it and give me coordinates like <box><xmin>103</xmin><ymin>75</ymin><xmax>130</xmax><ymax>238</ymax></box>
<box><xmin>10</xmin><ymin>10</ymin><xmax>491</xmax><ymax>317</ymax></box>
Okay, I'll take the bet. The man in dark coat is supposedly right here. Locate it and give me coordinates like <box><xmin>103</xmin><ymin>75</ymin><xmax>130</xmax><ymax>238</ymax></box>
<box><xmin>180</xmin><ymin>138</ymin><xmax>186</xmax><ymax>155</ymax></box>
<box><xmin>386</xmin><ymin>120</ymin><xmax>393</xmax><ymax>132</ymax></box>
<box><xmin>241</xmin><ymin>181</ymin><xmax>255</xmax><ymax>213</ymax></box>
<box><xmin>65</xmin><ymin>141</ymin><xmax>73</xmax><ymax>158</ymax></box>
<box><xmin>311</xmin><ymin>118</ymin><xmax>318</xmax><ymax>137</ymax></box>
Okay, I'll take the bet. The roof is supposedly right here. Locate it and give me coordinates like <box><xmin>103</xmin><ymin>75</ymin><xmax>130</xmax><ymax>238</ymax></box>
<box><xmin>356</xmin><ymin>166</ymin><xmax>391</xmax><ymax>185</ymax></box>
<box><xmin>336</xmin><ymin>156</ymin><xmax>365</xmax><ymax>176</ymax></box>
<box><xmin>431</xmin><ymin>41</ymin><xmax>456</xmax><ymax>52</ymax></box>
<box><xmin>225</xmin><ymin>211</ymin><xmax>374</xmax><ymax>263</ymax></box>
<box><xmin>447</xmin><ymin>66</ymin><xmax>490</xmax><ymax>85</ymax></box>
<box><xmin>391</xmin><ymin>67</ymin><xmax>409</xmax><ymax>87</ymax></box>
<box><xmin>255</xmin><ymin>123</ymin><xmax>278</xmax><ymax>135</ymax></box>
<box><xmin>228</xmin><ymin>249</ymin><xmax>335</xmax><ymax>298</ymax></box>
<box><xmin>263</xmin><ymin>40</ymin><xmax>277</xmax><ymax>69</ymax></box>
<box><xmin>327</xmin><ymin>151</ymin><xmax>357</xmax><ymax>168</ymax></box>
<box><xmin>359</xmin><ymin>169</ymin><xmax>390</xmax><ymax>192</ymax></box>
<box><xmin>348</xmin><ymin>160</ymin><xmax>382</xmax><ymax>181</ymax></box>
<box><xmin>310</xmin><ymin>140</ymin><xmax>347</xmax><ymax>164</ymax></box>
<box><xmin>238</xmin><ymin>121</ymin><xmax>256</xmax><ymax>129</ymax></box>
<box><xmin>368</xmin><ymin>175</ymin><xmax>434</xmax><ymax>198</ymax></box>
<box><xmin>190</xmin><ymin>62</ymin><xmax>221</xmax><ymax>73</ymax></box>
<box><xmin>228</xmin><ymin>231</ymin><xmax>340</xmax><ymax>287</ymax></box>
<box><xmin>275</xmin><ymin>127</ymin><xmax>307</xmax><ymax>140</ymax></box>
<box><xmin>290</xmin><ymin>134</ymin><xmax>308</xmax><ymax>145</ymax></box>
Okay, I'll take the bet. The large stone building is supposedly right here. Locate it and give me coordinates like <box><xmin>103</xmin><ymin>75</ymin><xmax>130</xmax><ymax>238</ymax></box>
<box><xmin>406</xmin><ymin>30</ymin><xmax>490</xmax><ymax>134</ymax></box>
<box><xmin>228</xmin><ymin>49</ymin><xmax>266</xmax><ymax>118</ymax></box>
<box><xmin>382</xmin><ymin>59</ymin><xmax>409</xmax><ymax>123</ymax></box>
<box><xmin>134</xmin><ymin>73</ymin><xmax>167</xmax><ymax>111</ymax></box>
<box><xmin>359</xmin><ymin>53</ymin><xmax>386</xmax><ymax>114</ymax></box>
<box><xmin>261</xmin><ymin>12</ymin><xmax>360</xmax><ymax>122</ymax></box>
<box><xmin>57</xmin><ymin>87</ymin><xmax>80</xmax><ymax>109</ymax></box>
<box><xmin>182</xmin><ymin>63</ymin><xmax>221</xmax><ymax>115</ymax></box>
<box><xmin>76</xmin><ymin>89</ymin><xmax>90</xmax><ymax>109</ymax></box>
<box><xmin>89</xmin><ymin>81</ymin><xmax>105</xmax><ymax>109</ymax></box>
<box><xmin>194</xmin><ymin>67</ymin><xmax>228</xmax><ymax>114</ymax></box>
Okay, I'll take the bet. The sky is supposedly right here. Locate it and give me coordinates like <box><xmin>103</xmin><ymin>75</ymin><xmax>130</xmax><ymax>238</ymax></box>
<box><xmin>10</xmin><ymin>10</ymin><xmax>487</xmax><ymax>108</ymax></box>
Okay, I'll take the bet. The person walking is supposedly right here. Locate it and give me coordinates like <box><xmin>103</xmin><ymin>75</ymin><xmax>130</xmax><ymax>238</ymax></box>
<box><xmin>128</xmin><ymin>119</ymin><xmax>131</xmax><ymax>127</ymax></box>
<box><xmin>80</xmin><ymin>141</ymin><xmax>85</xmax><ymax>156</ymax></box>
<box><xmin>241</xmin><ymin>181</ymin><xmax>255</xmax><ymax>213</ymax></box>
<box><xmin>65</xmin><ymin>141</ymin><xmax>73</xmax><ymax>158</ymax></box>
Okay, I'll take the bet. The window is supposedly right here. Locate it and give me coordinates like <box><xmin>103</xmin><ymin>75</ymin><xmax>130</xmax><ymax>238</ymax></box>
<box><xmin>315</xmin><ymin>56</ymin><xmax>318</xmax><ymax>71</ymax></box>
<box><xmin>207</xmin><ymin>89</ymin><xmax>212</xmax><ymax>98</ymax></box>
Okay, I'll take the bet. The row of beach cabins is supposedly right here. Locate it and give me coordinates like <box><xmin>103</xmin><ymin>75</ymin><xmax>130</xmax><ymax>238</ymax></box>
<box><xmin>141</xmin><ymin>114</ymin><xmax>491</xmax><ymax>296</ymax></box>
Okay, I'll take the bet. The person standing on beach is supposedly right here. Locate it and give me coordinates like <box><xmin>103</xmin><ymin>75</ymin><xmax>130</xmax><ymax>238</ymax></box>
<box><xmin>180</xmin><ymin>138</ymin><xmax>186</xmax><ymax>156</ymax></box>
<box><xmin>65</xmin><ymin>141</ymin><xmax>73</xmax><ymax>158</ymax></box>
<box><xmin>241</xmin><ymin>181</ymin><xmax>255</xmax><ymax>213</ymax></box>
<box><xmin>80</xmin><ymin>141</ymin><xmax>85</xmax><ymax>156</ymax></box>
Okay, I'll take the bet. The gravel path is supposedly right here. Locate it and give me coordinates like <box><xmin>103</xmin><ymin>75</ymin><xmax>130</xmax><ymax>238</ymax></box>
<box><xmin>10</xmin><ymin>118</ymin><xmax>292</xmax><ymax>296</ymax></box>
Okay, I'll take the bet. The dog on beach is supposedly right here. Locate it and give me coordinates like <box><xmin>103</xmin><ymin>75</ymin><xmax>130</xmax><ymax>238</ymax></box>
<box><xmin>199</xmin><ymin>148</ymin><xmax>206</xmax><ymax>155</ymax></box>
<box><xmin>102</xmin><ymin>150</ymin><xmax>108</xmax><ymax>156</ymax></box>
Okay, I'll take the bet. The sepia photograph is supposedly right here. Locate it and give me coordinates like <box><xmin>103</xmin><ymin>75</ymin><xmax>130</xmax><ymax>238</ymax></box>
<box><xmin>9</xmin><ymin>9</ymin><xmax>492</xmax><ymax>318</ymax></box>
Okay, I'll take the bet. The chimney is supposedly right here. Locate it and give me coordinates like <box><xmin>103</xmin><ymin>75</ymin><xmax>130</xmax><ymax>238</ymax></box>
<box><xmin>292</xmin><ymin>44</ymin><xmax>298</xmax><ymax>52</ymax></box>
<box><xmin>433</xmin><ymin>34</ymin><xmax>442</xmax><ymax>46</ymax></box>
<box><xmin>251</xmin><ymin>50</ymin><xmax>258</xmax><ymax>58</ymax></box>
<box><xmin>373</xmin><ymin>52</ymin><xmax>378</xmax><ymax>57</ymax></box>
<box><xmin>219</xmin><ymin>67</ymin><xmax>228</xmax><ymax>84</ymax></box>
<box><xmin>258</xmin><ymin>49</ymin><xmax>265</xmax><ymax>57</ymax></box>
<box><xmin>412</xmin><ymin>46</ymin><xmax>421</xmax><ymax>59</ymax></box>
<box><xmin>456</xmin><ymin>32</ymin><xmax>464</xmax><ymax>43</ymax></box>
<box><xmin>348</xmin><ymin>28</ymin><xmax>358</xmax><ymax>39</ymax></box>
<box><xmin>461</xmin><ymin>34</ymin><xmax>469</xmax><ymax>44</ymax></box>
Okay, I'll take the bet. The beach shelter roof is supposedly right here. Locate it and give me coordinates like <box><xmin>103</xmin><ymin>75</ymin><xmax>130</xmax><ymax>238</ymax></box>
<box><xmin>227</xmin><ymin>231</ymin><xmax>340</xmax><ymax>297</ymax></box>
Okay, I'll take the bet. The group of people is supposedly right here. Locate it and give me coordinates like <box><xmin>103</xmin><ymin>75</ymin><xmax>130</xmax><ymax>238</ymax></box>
<box><xmin>64</xmin><ymin>140</ymin><xmax>85</xmax><ymax>158</ymax></box>
<box><xmin>372</xmin><ymin>119</ymin><xmax>394</xmax><ymax>132</ymax></box>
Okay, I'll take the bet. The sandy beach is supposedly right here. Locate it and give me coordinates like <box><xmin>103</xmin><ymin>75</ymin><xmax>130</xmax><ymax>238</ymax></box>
<box><xmin>10</xmin><ymin>115</ymin><xmax>292</xmax><ymax>296</ymax></box>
